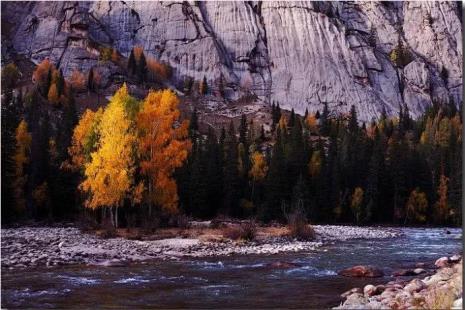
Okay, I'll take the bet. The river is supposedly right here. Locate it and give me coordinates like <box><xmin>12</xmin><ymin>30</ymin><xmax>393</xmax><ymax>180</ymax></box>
<box><xmin>1</xmin><ymin>227</ymin><xmax>462</xmax><ymax>309</ymax></box>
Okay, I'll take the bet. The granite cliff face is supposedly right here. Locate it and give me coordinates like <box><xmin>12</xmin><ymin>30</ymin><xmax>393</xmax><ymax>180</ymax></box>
<box><xmin>2</xmin><ymin>1</ymin><xmax>462</xmax><ymax>121</ymax></box>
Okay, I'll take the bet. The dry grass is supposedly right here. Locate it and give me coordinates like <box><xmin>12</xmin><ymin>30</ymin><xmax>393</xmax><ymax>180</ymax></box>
<box><xmin>222</xmin><ymin>221</ymin><xmax>257</xmax><ymax>241</ymax></box>
<box><xmin>287</xmin><ymin>210</ymin><xmax>316</xmax><ymax>241</ymax></box>
<box><xmin>424</xmin><ymin>287</ymin><xmax>456</xmax><ymax>309</ymax></box>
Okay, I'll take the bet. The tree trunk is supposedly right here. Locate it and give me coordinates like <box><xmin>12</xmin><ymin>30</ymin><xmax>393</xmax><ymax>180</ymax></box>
<box><xmin>115</xmin><ymin>206</ymin><xmax>118</xmax><ymax>228</ymax></box>
<box><xmin>109</xmin><ymin>207</ymin><xmax>114</xmax><ymax>227</ymax></box>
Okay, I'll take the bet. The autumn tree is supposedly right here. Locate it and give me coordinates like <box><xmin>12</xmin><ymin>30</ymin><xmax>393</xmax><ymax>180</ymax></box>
<box><xmin>47</xmin><ymin>83</ymin><xmax>60</xmax><ymax>106</ymax></box>
<box><xmin>13</xmin><ymin>120</ymin><xmax>32</xmax><ymax>213</ymax></box>
<box><xmin>351</xmin><ymin>187</ymin><xmax>364</xmax><ymax>224</ymax></box>
<box><xmin>305</xmin><ymin>113</ymin><xmax>318</xmax><ymax>135</ymax></box>
<box><xmin>249</xmin><ymin>151</ymin><xmax>268</xmax><ymax>202</ymax></box>
<box><xmin>405</xmin><ymin>188</ymin><xmax>428</xmax><ymax>224</ymax></box>
<box><xmin>33</xmin><ymin>59</ymin><xmax>56</xmax><ymax>95</ymax></box>
<box><xmin>308</xmin><ymin>150</ymin><xmax>322</xmax><ymax>178</ymax></box>
<box><xmin>435</xmin><ymin>174</ymin><xmax>449</xmax><ymax>224</ymax></box>
<box><xmin>67</xmin><ymin>108</ymin><xmax>104</xmax><ymax>172</ymax></box>
<box><xmin>81</xmin><ymin>84</ymin><xmax>138</xmax><ymax>227</ymax></box>
<box><xmin>69</xmin><ymin>69</ymin><xmax>86</xmax><ymax>92</ymax></box>
<box><xmin>137</xmin><ymin>89</ymin><xmax>191</xmax><ymax>215</ymax></box>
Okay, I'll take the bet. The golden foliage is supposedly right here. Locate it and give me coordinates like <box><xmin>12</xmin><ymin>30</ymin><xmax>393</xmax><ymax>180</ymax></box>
<box><xmin>136</xmin><ymin>89</ymin><xmax>191</xmax><ymax>214</ymax></box>
<box><xmin>68</xmin><ymin>108</ymin><xmax>104</xmax><ymax>171</ymax></box>
<box><xmin>305</xmin><ymin>114</ymin><xmax>318</xmax><ymax>134</ymax></box>
<box><xmin>133</xmin><ymin>45</ymin><xmax>144</xmax><ymax>62</ymax></box>
<box><xmin>249</xmin><ymin>151</ymin><xmax>268</xmax><ymax>182</ymax></box>
<box><xmin>147</xmin><ymin>57</ymin><xmax>171</xmax><ymax>82</ymax></box>
<box><xmin>435</xmin><ymin>174</ymin><xmax>449</xmax><ymax>223</ymax></box>
<box><xmin>308</xmin><ymin>151</ymin><xmax>322</xmax><ymax>178</ymax></box>
<box><xmin>69</xmin><ymin>69</ymin><xmax>86</xmax><ymax>92</ymax></box>
<box><xmin>81</xmin><ymin>84</ymin><xmax>137</xmax><ymax>209</ymax></box>
<box><xmin>351</xmin><ymin>187</ymin><xmax>364</xmax><ymax>224</ymax></box>
<box><xmin>13</xmin><ymin>120</ymin><xmax>32</xmax><ymax>211</ymax></box>
<box><xmin>405</xmin><ymin>188</ymin><xmax>428</xmax><ymax>223</ymax></box>
<box><xmin>278</xmin><ymin>115</ymin><xmax>287</xmax><ymax>130</ymax></box>
<box><xmin>47</xmin><ymin>83</ymin><xmax>60</xmax><ymax>105</ymax></box>
<box><xmin>32</xmin><ymin>58</ymin><xmax>55</xmax><ymax>86</ymax></box>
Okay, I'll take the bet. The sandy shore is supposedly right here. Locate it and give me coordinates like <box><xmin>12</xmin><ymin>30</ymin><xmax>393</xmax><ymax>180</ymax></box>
<box><xmin>1</xmin><ymin>225</ymin><xmax>399</xmax><ymax>269</ymax></box>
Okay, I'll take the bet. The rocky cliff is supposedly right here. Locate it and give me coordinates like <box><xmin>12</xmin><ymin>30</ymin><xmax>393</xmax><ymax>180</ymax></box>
<box><xmin>2</xmin><ymin>1</ymin><xmax>462</xmax><ymax>121</ymax></box>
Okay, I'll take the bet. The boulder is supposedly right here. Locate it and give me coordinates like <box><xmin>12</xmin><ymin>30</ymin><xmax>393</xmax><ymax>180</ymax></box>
<box><xmin>393</xmin><ymin>269</ymin><xmax>417</xmax><ymax>276</ymax></box>
<box><xmin>404</xmin><ymin>279</ymin><xmax>425</xmax><ymax>293</ymax></box>
<box><xmin>363</xmin><ymin>284</ymin><xmax>377</xmax><ymax>296</ymax></box>
<box><xmin>452</xmin><ymin>298</ymin><xmax>462</xmax><ymax>310</ymax></box>
<box><xmin>413</xmin><ymin>268</ymin><xmax>426</xmax><ymax>275</ymax></box>
<box><xmin>435</xmin><ymin>256</ymin><xmax>450</xmax><ymax>268</ymax></box>
<box><xmin>449</xmin><ymin>255</ymin><xmax>461</xmax><ymax>263</ymax></box>
<box><xmin>338</xmin><ymin>265</ymin><xmax>384</xmax><ymax>278</ymax></box>
<box><xmin>341</xmin><ymin>287</ymin><xmax>362</xmax><ymax>298</ymax></box>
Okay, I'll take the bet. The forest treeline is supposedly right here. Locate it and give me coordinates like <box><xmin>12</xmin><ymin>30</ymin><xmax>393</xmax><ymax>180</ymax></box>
<box><xmin>1</xmin><ymin>58</ymin><xmax>462</xmax><ymax>227</ymax></box>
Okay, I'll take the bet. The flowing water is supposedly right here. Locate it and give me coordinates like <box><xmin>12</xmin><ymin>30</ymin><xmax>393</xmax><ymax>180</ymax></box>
<box><xmin>2</xmin><ymin>228</ymin><xmax>462</xmax><ymax>309</ymax></box>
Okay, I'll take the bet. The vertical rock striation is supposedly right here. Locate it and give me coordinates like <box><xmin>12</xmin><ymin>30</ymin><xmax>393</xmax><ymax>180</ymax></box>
<box><xmin>1</xmin><ymin>1</ymin><xmax>462</xmax><ymax>122</ymax></box>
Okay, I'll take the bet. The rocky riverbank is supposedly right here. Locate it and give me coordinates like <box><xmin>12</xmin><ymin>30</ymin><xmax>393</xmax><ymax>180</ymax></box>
<box><xmin>335</xmin><ymin>255</ymin><xmax>463</xmax><ymax>309</ymax></box>
<box><xmin>1</xmin><ymin>225</ymin><xmax>399</xmax><ymax>269</ymax></box>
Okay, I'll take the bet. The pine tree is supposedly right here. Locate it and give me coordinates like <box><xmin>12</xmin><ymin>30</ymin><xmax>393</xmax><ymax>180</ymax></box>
<box><xmin>87</xmin><ymin>68</ymin><xmax>94</xmax><ymax>92</ymax></box>
<box><xmin>320</xmin><ymin>102</ymin><xmax>330</xmax><ymax>136</ymax></box>
<box><xmin>199</xmin><ymin>76</ymin><xmax>208</xmax><ymax>95</ymax></box>
<box><xmin>223</xmin><ymin>121</ymin><xmax>240</xmax><ymax>216</ymax></box>
<box><xmin>137</xmin><ymin>51</ymin><xmax>147</xmax><ymax>83</ymax></box>
<box><xmin>128</xmin><ymin>49</ymin><xmax>137</xmax><ymax>75</ymax></box>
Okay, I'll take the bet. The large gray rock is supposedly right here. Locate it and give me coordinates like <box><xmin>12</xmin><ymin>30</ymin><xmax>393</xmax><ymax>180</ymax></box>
<box><xmin>2</xmin><ymin>1</ymin><xmax>462</xmax><ymax>122</ymax></box>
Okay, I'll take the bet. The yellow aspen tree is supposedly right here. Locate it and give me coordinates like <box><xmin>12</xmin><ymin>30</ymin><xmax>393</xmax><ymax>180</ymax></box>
<box><xmin>351</xmin><ymin>187</ymin><xmax>364</xmax><ymax>224</ymax></box>
<box><xmin>67</xmin><ymin>108</ymin><xmax>104</xmax><ymax>171</ymax></box>
<box><xmin>136</xmin><ymin>89</ymin><xmax>191</xmax><ymax>215</ymax></box>
<box><xmin>249</xmin><ymin>151</ymin><xmax>268</xmax><ymax>201</ymax></box>
<box><xmin>405</xmin><ymin>188</ymin><xmax>428</xmax><ymax>224</ymax></box>
<box><xmin>13</xmin><ymin>120</ymin><xmax>32</xmax><ymax>212</ymax></box>
<box><xmin>308</xmin><ymin>150</ymin><xmax>322</xmax><ymax>178</ymax></box>
<box><xmin>435</xmin><ymin>174</ymin><xmax>449</xmax><ymax>224</ymax></box>
<box><xmin>81</xmin><ymin>84</ymin><xmax>137</xmax><ymax>227</ymax></box>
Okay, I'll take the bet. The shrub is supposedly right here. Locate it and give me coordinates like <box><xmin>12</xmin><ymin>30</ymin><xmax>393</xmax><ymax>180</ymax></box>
<box><xmin>99</xmin><ymin>47</ymin><xmax>112</xmax><ymax>62</ymax></box>
<box><xmin>1</xmin><ymin>63</ymin><xmax>20</xmax><ymax>91</ymax></box>
<box><xmin>389</xmin><ymin>41</ymin><xmax>413</xmax><ymax>68</ymax></box>
<box><xmin>222</xmin><ymin>221</ymin><xmax>256</xmax><ymax>241</ymax></box>
<box><xmin>287</xmin><ymin>209</ymin><xmax>315</xmax><ymax>241</ymax></box>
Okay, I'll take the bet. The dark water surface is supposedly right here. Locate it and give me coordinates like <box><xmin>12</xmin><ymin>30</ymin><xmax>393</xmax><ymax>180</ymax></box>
<box><xmin>2</xmin><ymin>228</ymin><xmax>462</xmax><ymax>309</ymax></box>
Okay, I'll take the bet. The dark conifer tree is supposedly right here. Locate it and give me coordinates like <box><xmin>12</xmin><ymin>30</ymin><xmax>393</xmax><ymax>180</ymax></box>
<box><xmin>137</xmin><ymin>52</ymin><xmax>147</xmax><ymax>83</ymax></box>
<box><xmin>128</xmin><ymin>49</ymin><xmax>137</xmax><ymax>75</ymax></box>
